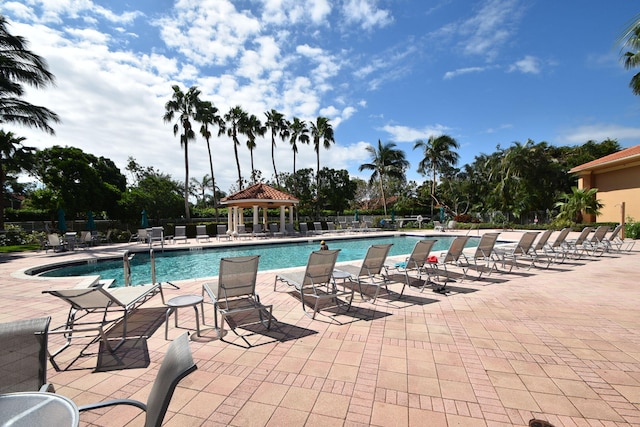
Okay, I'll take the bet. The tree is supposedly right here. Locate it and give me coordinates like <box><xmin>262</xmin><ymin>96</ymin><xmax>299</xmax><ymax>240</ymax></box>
<box><xmin>31</xmin><ymin>146</ymin><xmax>126</xmax><ymax>220</ymax></box>
<box><xmin>264</xmin><ymin>109</ymin><xmax>289</xmax><ymax>186</ymax></box>
<box><xmin>413</xmin><ymin>135</ymin><xmax>460</xmax><ymax>215</ymax></box>
<box><xmin>245</xmin><ymin>113</ymin><xmax>266</xmax><ymax>184</ymax></box>
<box><xmin>316</xmin><ymin>167</ymin><xmax>357</xmax><ymax>214</ymax></box>
<box><xmin>359</xmin><ymin>140</ymin><xmax>409</xmax><ymax>216</ymax></box>
<box><xmin>0</xmin><ymin>16</ymin><xmax>59</xmax><ymax>134</ymax></box>
<box><xmin>288</xmin><ymin>117</ymin><xmax>309</xmax><ymax>177</ymax></box>
<box><xmin>0</xmin><ymin>130</ymin><xmax>34</xmax><ymax>228</ymax></box>
<box><xmin>309</xmin><ymin>116</ymin><xmax>335</xmax><ymax>210</ymax></box>
<box><xmin>189</xmin><ymin>174</ymin><xmax>212</xmax><ymax>207</ymax></box>
<box><xmin>163</xmin><ymin>85</ymin><xmax>201</xmax><ymax>220</ymax></box>
<box><xmin>195</xmin><ymin>100</ymin><xmax>223</xmax><ymax>209</ymax></box>
<box><xmin>618</xmin><ymin>15</ymin><xmax>640</xmax><ymax>95</ymax></box>
<box><xmin>555</xmin><ymin>187</ymin><xmax>603</xmax><ymax>223</ymax></box>
<box><xmin>224</xmin><ymin>105</ymin><xmax>249</xmax><ymax>190</ymax></box>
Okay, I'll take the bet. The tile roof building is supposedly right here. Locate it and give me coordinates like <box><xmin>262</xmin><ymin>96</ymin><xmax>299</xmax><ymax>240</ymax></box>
<box><xmin>569</xmin><ymin>144</ymin><xmax>640</xmax><ymax>223</ymax></box>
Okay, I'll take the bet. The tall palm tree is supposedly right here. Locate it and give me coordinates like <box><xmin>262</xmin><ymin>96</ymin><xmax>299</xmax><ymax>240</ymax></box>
<box><xmin>264</xmin><ymin>109</ymin><xmax>289</xmax><ymax>186</ymax></box>
<box><xmin>288</xmin><ymin>117</ymin><xmax>310</xmax><ymax>178</ymax></box>
<box><xmin>223</xmin><ymin>105</ymin><xmax>249</xmax><ymax>190</ymax></box>
<box><xmin>618</xmin><ymin>15</ymin><xmax>640</xmax><ymax>95</ymax></box>
<box><xmin>195</xmin><ymin>100</ymin><xmax>223</xmax><ymax>209</ymax></box>
<box><xmin>245</xmin><ymin>113</ymin><xmax>266</xmax><ymax>184</ymax></box>
<box><xmin>163</xmin><ymin>85</ymin><xmax>201</xmax><ymax>220</ymax></box>
<box><xmin>309</xmin><ymin>116</ymin><xmax>335</xmax><ymax>191</ymax></box>
<box><xmin>0</xmin><ymin>130</ymin><xmax>34</xmax><ymax>229</ymax></box>
<box><xmin>0</xmin><ymin>16</ymin><xmax>59</xmax><ymax>134</ymax></box>
<box><xmin>413</xmin><ymin>134</ymin><xmax>460</xmax><ymax>215</ymax></box>
<box><xmin>359</xmin><ymin>140</ymin><xmax>409</xmax><ymax>216</ymax></box>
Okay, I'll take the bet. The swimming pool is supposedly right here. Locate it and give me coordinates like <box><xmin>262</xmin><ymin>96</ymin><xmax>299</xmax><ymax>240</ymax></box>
<box><xmin>37</xmin><ymin>235</ymin><xmax>478</xmax><ymax>286</ymax></box>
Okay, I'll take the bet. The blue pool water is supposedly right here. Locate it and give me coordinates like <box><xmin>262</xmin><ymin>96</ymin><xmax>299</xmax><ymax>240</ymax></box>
<box><xmin>38</xmin><ymin>235</ymin><xmax>478</xmax><ymax>286</ymax></box>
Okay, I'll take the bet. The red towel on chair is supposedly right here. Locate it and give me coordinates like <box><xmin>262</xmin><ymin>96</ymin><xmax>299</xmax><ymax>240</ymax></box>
<box><xmin>427</xmin><ymin>255</ymin><xmax>438</xmax><ymax>263</ymax></box>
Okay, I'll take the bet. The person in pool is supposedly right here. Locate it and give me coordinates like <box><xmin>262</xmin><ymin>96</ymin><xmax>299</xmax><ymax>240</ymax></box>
<box><xmin>320</xmin><ymin>240</ymin><xmax>329</xmax><ymax>250</ymax></box>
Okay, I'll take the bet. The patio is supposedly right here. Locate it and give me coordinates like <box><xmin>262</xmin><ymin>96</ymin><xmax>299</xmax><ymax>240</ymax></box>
<box><xmin>1</xmin><ymin>230</ymin><xmax>639</xmax><ymax>426</ymax></box>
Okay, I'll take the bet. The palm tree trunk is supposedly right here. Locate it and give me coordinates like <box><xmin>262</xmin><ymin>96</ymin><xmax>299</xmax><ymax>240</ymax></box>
<box><xmin>271</xmin><ymin>136</ymin><xmax>279</xmax><ymax>187</ymax></box>
<box><xmin>183</xmin><ymin>138</ymin><xmax>191</xmax><ymax>220</ymax></box>
<box><xmin>250</xmin><ymin>149</ymin><xmax>256</xmax><ymax>183</ymax></box>
<box><xmin>233</xmin><ymin>136</ymin><xmax>243</xmax><ymax>190</ymax></box>
<box><xmin>378</xmin><ymin>174</ymin><xmax>387</xmax><ymax>217</ymax></box>
<box><xmin>205</xmin><ymin>137</ymin><xmax>217</xmax><ymax>212</ymax></box>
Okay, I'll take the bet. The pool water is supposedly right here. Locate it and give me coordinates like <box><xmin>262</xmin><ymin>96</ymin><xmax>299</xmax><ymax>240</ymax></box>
<box><xmin>39</xmin><ymin>235</ymin><xmax>477</xmax><ymax>286</ymax></box>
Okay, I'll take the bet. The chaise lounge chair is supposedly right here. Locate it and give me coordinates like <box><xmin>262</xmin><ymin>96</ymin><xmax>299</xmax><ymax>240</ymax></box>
<box><xmin>202</xmin><ymin>255</ymin><xmax>274</xmax><ymax>345</ymax></box>
<box><xmin>43</xmin><ymin>279</ymin><xmax>164</xmax><ymax>370</ymax></box>
<box><xmin>334</xmin><ymin>244</ymin><xmax>393</xmax><ymax>302</ymax></box>
<box><xmin>173</xmin><ymin>225</ymin><xmax>188</xmax><ymax>244</ymax></box>
<box><xmin>391</xmin><ymin>239</ymin><xmax>438</xmax><ymax>295</ymax></box>
<box><xmin>431</xmin><ymin>236</ymin><xmax>471</xmax><ymax>289</ymax></box>
<box><xmin>603</xmin><ymin>224</ymin><xmax>635</xmax><ymax>253</ymax></box>
<box><xmin>78</xmin><ymin>332</ymin><xmax>196</xmax><ymax>427</ymax></box>
<box><xmin>463</xmin><ymin>232</ymin><xmax>501</xmax><ymax>279</ymax></box>
<box><xmin>195</xmin><ymin>225</ymin><xmax>210</xmax><ymax>243</ymax></box>
<box><xmin>494</xmin><ymin>231</ymin><xmax>539</xmax><ymax>271</ymax></box>
<box><xmin>0</xmin><ymin>317</ymin><xmax>53</xmax><ymax>393</ymax></box>
<box><xmin>216</xmin><ymin>224</ymin><xmax>231</xmax><ymax>241</ymax></box>
<box><xmin>274</xmin><ymin>249</ymin><xmax>353</xmax><ymax>319</ymax></box>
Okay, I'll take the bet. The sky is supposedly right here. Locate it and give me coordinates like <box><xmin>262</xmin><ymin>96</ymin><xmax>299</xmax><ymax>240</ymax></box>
<box><xmin>2</xmin><ymin>0</ymin><xmax>640</xmax><ymax>196</ymax></box>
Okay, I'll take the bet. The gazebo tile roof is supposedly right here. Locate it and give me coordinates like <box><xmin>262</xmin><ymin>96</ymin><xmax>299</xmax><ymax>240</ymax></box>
<box><xmin>221</xmin><ymin>183</ymin><xmax>298</xmax><ymax>203</ymax></box>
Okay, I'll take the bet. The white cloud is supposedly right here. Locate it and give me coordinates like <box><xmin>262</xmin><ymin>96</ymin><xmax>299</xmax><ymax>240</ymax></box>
<box><xmin>508</xmin><ymin>55</ymin><xmax>541</xmax><ymax>74</ymax></box>
<box><xmin>381</xmin><ymin>124</ymin><xmax>452</xmax><ymax>143</ymax></box>
<box><xmin>342</xmin><ymin>0</ymin><xmax>393</xmax><ymax>30</ymax></box>
<box><xmin>443</xmin><ymin>66</ymin><xmax>486</xmax><ymax>80</ymax></box>
<box><xmin>559</xmin><ymin>124</ymin><xmax>640</xmax><ymax>144</ymax></box>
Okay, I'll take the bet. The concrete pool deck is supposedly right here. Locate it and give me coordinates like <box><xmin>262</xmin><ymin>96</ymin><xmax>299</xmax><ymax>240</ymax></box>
<box><xmin>1</xmin><ymin>229</ymin><xmax>640</xmax><ymax>426</ymax></box>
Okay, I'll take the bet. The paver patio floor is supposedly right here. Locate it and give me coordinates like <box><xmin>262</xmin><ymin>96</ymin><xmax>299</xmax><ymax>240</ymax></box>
<box><xmin>1</xmin><ymin>230</ymin><xmax>639</xmax><ymax>426</ymax></box>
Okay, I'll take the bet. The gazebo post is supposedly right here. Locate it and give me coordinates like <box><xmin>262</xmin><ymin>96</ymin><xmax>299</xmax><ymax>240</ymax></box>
<box><xmin>227</xmin><ymin>208</ymin><xmax>232</xmax><ymax>232</ymax></box>
<box><xmin>280</xmin><ymin>206</ymin><xmax>286</xmax><ymax>231</ymax></box>
<box><xmin>253</xmin><ymin>205</ymin><xmax>259</xmax><ymax>229</ymax></box>
<box><xmin>289</xmin><ymin>204</ymin><xmax>294</xmax><ymax>225</ymax></box>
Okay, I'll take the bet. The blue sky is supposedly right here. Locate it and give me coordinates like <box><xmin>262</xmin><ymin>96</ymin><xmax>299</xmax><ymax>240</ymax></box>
<box><xmin>2</xmin><ymin>0</ymin><xmax>640</xmax><ymax>195</ymax></box>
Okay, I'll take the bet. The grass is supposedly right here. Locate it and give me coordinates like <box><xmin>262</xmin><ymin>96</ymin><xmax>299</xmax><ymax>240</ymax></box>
<box><xmin>0</xmin><ymin>244</ymin><xmax>41</xmax><ymax>253</ymax></box>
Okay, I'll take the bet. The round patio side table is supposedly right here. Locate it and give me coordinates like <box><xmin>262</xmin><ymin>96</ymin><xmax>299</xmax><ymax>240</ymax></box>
<box><xmin>165</xmin><ymin>295</ymin><xmax>204</xmax><ymax>340</ymax></box>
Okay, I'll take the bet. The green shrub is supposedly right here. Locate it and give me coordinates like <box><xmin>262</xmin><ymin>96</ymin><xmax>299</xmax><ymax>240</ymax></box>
<box><xmin>626</xmin><ymin>219</ymin><xmax>640</xmax><ymax>239</ymax></box>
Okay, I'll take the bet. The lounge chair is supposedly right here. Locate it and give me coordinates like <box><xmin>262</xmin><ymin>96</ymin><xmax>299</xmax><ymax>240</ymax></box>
<box><xmin>274</xmin><ymin>249</ymin><xmax>353</xmax><ymax>319</ymax></box>
<box><xmin>269</xmin><ymin>223</ymin><xmax>284</xmax><ymax>238</ymax></box>
<box><xmin>173</xmin><ymin>225</ymin><xmax>188</xmax><ymax>244</ymax></box>
<box><xmin>149</xmin><ymin>226</ymin><xmax>165</xmax><ymax>249</ymax></box>
<box><xmin>432</xmin><ymin>236</ymin><xmax>471</xmax><ymax>288</ymax></box>
<box><xmin>583</xmin><ymin>225</ymin><xmax>610</xmax><ymax>256</ymax></box>
<box><xmin>562</xmin><ymin>226</ymin><xmax>593</xmax><ymax>259</ymax></box>
<box><xmin>252</xmin><ymin>224</ymin><xmax>268</xmax><ymax>239</ymax></box>
<box><xmin>195</xmin><ymin>225</ymin><xmax>210</xmax><ymax>243</ymax></box>
<box><xmin>46</xmin><ymin>233</ymin><xmax>66</xmax><ymax>252</ymax></box>
<box><xmin>285</xmin><ymin>223</ymin><xmax>300</xmax><ymax>237</ymax></box>
<box><xmin>391</xmin><ymin>239</ymin><xmax>438</xmax><ymax>295</ymax></box>
<box><xmin>334</xmin><ymin>244</ymin><xmax>393</xmax><ymax>302</ymax></box>
<box><xmin>216</xmin><ymin>224</ymin><xmax>231</xmax><ymax>241</ymax></box>
<box><xmin>202</xmin><ymin>255</ymin><xmax>274</xmax><ymax>345</ymax></box>
<box><xmin>528</xmin><ymin>229</ymin><xmax>555</xmax><ymax>268</ymax></box>
<box><xmin>313</xmin><ymin>222</ymin><xmax>325</xmax><ymax>235</ymax></box>
<box><xmin>299</xmin><ymin>222</ymin><xmax>310</xmax><ymax>236</ymax></box>
<box><xmin>603</xmin><ymin>224</ymin><xmax>635</xmax><ymax>253</ymax></box>
<box><xmin>131</xmin><ymin>228</ymin><xmax>149</xmax><ymax>244</ymax></box>
<box><xmin>494</xmin><ymin>231</ymin><xmax>539</xmax><ymax>271</ymax></box>
<box><xmin>463</xmin><ymin>232</ymin><xmax>500</xmax><ymax>279</ymax></box>
<box><xmin>78</xmin><ymin>332</ymin><xmax>197</xmax><ymax>427</ymax></box>
<box><xmin>542</xmin><ymin>227</ymin><xmax>571</xmax><ymax>263</ymax></box>
<box><xmin>0</xmin><ymin>317</ymin><xmax>53</xmax><ymax>393</ymax></box>
<box><xmin>235</xmin><ymin>224</ymin><xmax>253</xmax><ymax>240</ymax></box>
<box><xmin>43</xmin><ymin>280</ymin><xmax>164</xmax><ymax>370</ymax></box>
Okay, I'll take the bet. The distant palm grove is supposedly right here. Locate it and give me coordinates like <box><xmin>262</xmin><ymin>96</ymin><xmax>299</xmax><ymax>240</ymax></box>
<box><xmin>0</xmin><ymin>14</ymin><xmax>627</xmax><ymax>241</ymax></box>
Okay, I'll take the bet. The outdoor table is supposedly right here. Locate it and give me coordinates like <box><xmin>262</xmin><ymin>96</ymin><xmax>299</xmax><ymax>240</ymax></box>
<box><xmin>0</xmin><ymin>391</ymin><xmax>79</xmax><ymax>427</ymax></box>
<box><xmin>165</xmin><ymin>294</ymin><xmax>204</xmax><ymax>339</ymax></box>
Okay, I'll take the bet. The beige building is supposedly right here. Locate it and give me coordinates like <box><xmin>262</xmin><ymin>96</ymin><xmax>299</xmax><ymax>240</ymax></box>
<box><xmin>569</xmin><ymin>144</ymin><xmax>640</xmax><ymax>223</ymax></box>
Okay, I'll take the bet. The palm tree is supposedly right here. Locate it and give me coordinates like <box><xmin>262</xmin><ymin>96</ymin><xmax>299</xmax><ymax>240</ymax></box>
<box><xmin>413</xmin><ymin>134</ymin><xmax>460</xmax><ymax>215</ymax></box>
<box><xmin>618</xmin><ymin>15</ymin><xmax>640</xmax><ymax>95</ymax></box>
<box><xmin>359</xmin><ymin>140</ymin><xmax>409</xmax><ymax>216</ymax></box>
<box><xmin>555</xmin><ymin>187</ymin><xmax>603</xmax><ymax>223</ymax></box>
<box><xmin>245</xmin><ymin>113</ymin><xmax>266</xmax><ymax>184</ymax></box>
<box><xmin>163</xmin><ymin>85</ymin><xmax>201</xmax><ymax>220</ymax></box>
<box><xmin>223</xmin><ymin>105</ymin><xmax>249</xmax><ymax>190</ymax></box>
<box><xmin>288</xmin><ymin>117</ymin><xmax>310</xmax><ymax>178</ymax></box>
<box><xmin>264</xmin><ymin>109</ymin><xmax>289</xmax><ymax>186</ymax></box>
<box><xmin>309</xmin><ymin>116</ymin><xmax>335</xmax><ymax>191</ymax></box>
<box><xmin>189</xmin><ymin>174</ymin><xmax>212</xmax><ymax>207</ymax></box>
<box><xmin>0</xmin><ymin>16</ymin><xmax>60</xmax><ymax>134</ymax></box>
<box><xmin>0</xmin><ymin>130</ymin><xmax>34</xmax><ymax>229</ymax></box>
<box><xmin>195</xmin><ymin>100</ymin><xmax>223</xmax><ymax>210</ymax></box>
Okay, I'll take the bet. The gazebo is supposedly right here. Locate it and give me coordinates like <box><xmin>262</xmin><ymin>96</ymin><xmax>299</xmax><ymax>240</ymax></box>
<box><xmin>220</xmin><ymin>183</ymin><xmax>299</xmax><ymax>233</ymax></box>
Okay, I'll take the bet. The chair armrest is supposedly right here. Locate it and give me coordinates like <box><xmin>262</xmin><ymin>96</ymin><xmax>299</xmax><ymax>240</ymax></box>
<box><xmin>39</xmin><ymin>383</ymin><xmax>55</xmax><ymax>392</ymax></box>
<box><xmin>79</xmin><ymin>398</ymin><xmax>147</xmax><ymax>412</ymax></box>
